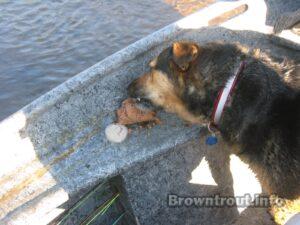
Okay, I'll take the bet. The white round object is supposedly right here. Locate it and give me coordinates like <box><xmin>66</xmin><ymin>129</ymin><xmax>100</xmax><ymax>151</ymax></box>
<box><xmin>105</xmin><ymin>124</ymin><xmax>128</xmax><ymax>143</ymax></box>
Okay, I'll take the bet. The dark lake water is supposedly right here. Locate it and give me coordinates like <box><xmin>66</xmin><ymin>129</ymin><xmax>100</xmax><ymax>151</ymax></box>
<box><xmin>0</xmin><ymin>0</ymin><xmax>186</xmax><ymax>120</ymax></box>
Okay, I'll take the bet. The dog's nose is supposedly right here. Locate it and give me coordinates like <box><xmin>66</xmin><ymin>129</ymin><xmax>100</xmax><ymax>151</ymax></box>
<box><xmin>127</xmin><ymin>78</ymin><xmax>143</xmax><ymax>98</ymax></box>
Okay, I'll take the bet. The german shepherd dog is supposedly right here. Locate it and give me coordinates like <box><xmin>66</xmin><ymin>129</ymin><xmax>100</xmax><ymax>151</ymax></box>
<box><xmin>127</xmin><ymin>42</ymin><xmax>300</xmax><ymax>224</ymax></box>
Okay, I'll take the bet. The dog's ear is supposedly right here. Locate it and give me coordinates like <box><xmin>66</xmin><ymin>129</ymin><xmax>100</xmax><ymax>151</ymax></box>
<box><xmin>172</xmin><ymin>42</ymin><xmax>199</xmax><ymax>60</ymax></box>
<box><xmin>190</xmin><ymin>44</ymin><xmax>199</xmax><ymax>60</ymax></box>
<box><xmin>172</xmin><ymin>42</ymin><xmax>199</xmax><ymax>71</ymax></box>
<box><xmin>172</xmin><ymin>42</ymin><xmax>182</xmax><ymax>56</ymax></box>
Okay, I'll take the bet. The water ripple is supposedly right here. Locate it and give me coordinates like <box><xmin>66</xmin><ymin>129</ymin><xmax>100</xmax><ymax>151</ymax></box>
<box><xmin>0</xmin><ymin>0</ymin><xmax>182</xmax><ymax>120</ymax></box>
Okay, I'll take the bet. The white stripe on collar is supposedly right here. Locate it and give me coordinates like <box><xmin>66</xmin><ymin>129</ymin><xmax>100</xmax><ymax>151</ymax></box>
<box><xmin>211</xmin><ymin>61</ymin><xmax>246</xmax><ymax>127</ymax></box>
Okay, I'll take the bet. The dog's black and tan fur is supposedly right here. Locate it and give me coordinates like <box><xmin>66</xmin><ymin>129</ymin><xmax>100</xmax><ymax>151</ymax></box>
<box><xmin>128</xmin><ymin>42</ymin><xmax>300</xmax><ymax>224</ymax></box>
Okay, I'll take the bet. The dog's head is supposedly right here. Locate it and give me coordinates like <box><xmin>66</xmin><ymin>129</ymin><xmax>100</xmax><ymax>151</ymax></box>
<box><xmin>127</xmin><ymin>41</ymin><xmax>240</xmax><ymax>124</ymax></box>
